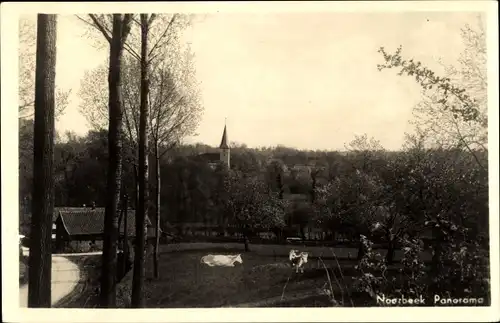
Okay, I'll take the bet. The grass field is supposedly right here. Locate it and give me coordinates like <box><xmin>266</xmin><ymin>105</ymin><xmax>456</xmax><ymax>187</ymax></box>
<box><xmin>138</xmin><ymin>242</ymin><xmax>432</xmax><ymax>307</ymax></box>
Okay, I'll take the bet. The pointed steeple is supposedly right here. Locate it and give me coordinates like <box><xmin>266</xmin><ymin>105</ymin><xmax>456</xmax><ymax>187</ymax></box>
<box><xmin>219</xmin><ymin>122</ymin><xmax>229</xmax><ymax>149</ymax></box>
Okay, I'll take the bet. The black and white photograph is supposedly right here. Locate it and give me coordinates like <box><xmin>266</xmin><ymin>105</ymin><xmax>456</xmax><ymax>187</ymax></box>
<box><xmin>1</xmin><ymin>1</ymin><xmax>499</xmax><ymax>322</ymax></box>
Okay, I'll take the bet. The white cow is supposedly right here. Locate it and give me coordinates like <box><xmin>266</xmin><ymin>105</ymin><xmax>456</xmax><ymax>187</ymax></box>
<box><xmin>289</xmin><ymin>249</ymin><xmax>309</xmax><ymax>273</ymax></box>
<box><xmin>200</xmin><ymin>254</ymin><xmax>243</xmax><ymax>267</ymax></box>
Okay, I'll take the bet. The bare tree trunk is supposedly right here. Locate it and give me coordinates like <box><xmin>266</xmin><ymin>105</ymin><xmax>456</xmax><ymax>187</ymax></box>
<box><xmin>242</xmin><ymin>227</ymin><xmax>251</xmax><ymax>252</ymax></box>
<box><xmin>154</xmin><ymin>141</ymin><xmax>161</xmax><ymax>278</ymax></box>
<box><xmin>244</xmin><ymin>235</ymin><xmax>250</xmax><ymax>252</ymax></box>
<box><xmin>277</xmin><ymin>173</ymin><xmax>284</xmax><ymax>200</ymax></box>
<box><xmin>357</xmin><ymin>238</ymin><xmax>366</xmax><ymax>261</ymax></box>
<box><xmin>430</xmin><ymin>226</ymin><xmax>444</xmax><ymax>294</ymax></box>
<box><xmin>311</xmin><ymin>172</ymin><xmax>317</xmax><ymax>203</ymax></box>
<box><xmin>117</xmin><ymin>194</ymin><xmax>129</xmax><ymax>277</ymax></box>
<box><xmin>117</xmin><ymin>195</ymin><xmax>125</xmax><ymax>239</ymax></box>
<box><xmin>27</xmin><ymin>14</ymin><xmax>57</xmax><ymax>308</ymax></box>
<box><xmin>131</xmin><ymin>14</ymin><xmax>150</xmax><ymax>308</ymax></box>
<box><xmin>100</xmin><ymin>14</ymin><xmax>129</xmax><ymax>308</ymax></box>
<box><xmin>123</xmin><ymin>195</ymin><xmax>129</xmax><ymax>275</ymax></box>
<box><xmin>134</xmin><ymin>166</ymin><xmax>139</xmax><ymax>208</ymax></box>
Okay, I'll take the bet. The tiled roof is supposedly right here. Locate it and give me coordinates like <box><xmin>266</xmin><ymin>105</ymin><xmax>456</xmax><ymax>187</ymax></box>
<box><xmin>53</xmin><ymin>207</ymin><xmax>100</xmax><ymax>222</ymax></box>
<box><xmin>56</xmin><ymin>207</ymin><xmax>152</xmax><ymax>237</ymax></box>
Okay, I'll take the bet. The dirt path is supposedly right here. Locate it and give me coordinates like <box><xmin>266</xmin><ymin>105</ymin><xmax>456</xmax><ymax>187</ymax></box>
<box><xmin>19</xmin><ymin>248</ymin><xmax>82</xmax><ymax>307</ymax></box>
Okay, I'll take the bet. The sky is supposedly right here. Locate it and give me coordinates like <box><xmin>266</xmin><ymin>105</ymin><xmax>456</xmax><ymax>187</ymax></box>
<box><xmin>23</xmin><ymin>11</ymin><xmax>481</xmax><ymax>151</ymax></box>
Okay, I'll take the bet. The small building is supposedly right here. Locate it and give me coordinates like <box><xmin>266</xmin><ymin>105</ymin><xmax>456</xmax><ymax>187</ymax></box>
<box><xmin>53</xmin><ymin>207</ymin><xmax>154</xmax><ymax>252</ymax></box>
<box><xmin>195</xmin><ymin>122</ymin><xmax>231</xmax><ymax>170</ymax></box>
<box><xmin>195</xmin><ymin>152</ymin><xmax>223</xmax><ymax>170</ymax></box>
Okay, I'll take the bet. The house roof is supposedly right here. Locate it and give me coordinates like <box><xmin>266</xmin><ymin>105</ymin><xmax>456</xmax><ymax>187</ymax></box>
<box><xmin>219</xmin><ymin>124</ymin><xmax>229</xmax><ymax>149</ymax></box>
<box><xmin>53</xmin><ymin>207</ymin><xmax>99</xmax><ymax>222</ymax></box>
<box><xmin>55</xmin><ymin>207</ymin><xmax>152</xmax><ymax>237</ymax></box>
<box><xmin>196</xmin><ymin>152</ymin><xmax>220</xmax><ymax>162</ymax></box>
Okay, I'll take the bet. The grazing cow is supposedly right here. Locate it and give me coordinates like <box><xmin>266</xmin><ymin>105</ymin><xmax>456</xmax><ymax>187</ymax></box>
<box><xmin>200</xmin><ymin>254</ymin><xmax>243</xmax><ymax>267</ymax></box>
<box><xmin>289</xmin><ymin>249</ymin><xmax>309</xmax><ymax>273</ymax></box>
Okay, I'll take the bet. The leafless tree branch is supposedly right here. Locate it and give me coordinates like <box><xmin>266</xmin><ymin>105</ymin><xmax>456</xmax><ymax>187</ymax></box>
<box><xmin>88</xmin><ymin>14</ymin><xmax>112</xmax><ymax>43</ymax></box>
<box><xmin>148</xmin><ymin>14</ymin><xmax>178</xmax><ymax>62</ymax></box>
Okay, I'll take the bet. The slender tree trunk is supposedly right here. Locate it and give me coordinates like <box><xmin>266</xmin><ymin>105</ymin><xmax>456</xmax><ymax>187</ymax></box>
<box><xmin>117</xmin><ymin>194</ymin><xmax>129</xmax><ymax>277</ymax></box>
<box><xmin>357</xmin><ymin>237</ymin><xmax>366</xmax><ymax>261</ymax></box>
<box><xmin>242</xmin><ymin>227</ymin><xmax>251</xmax><ymax>252</ymax></box>
<box><xmin>385</xmin><ymin>229</ymin><xmax>396</xmax><ymax>265</ymax></box>
<box><xmin>122</xmin><ymin>195</ymin><xmax>129</xmax><ymax>275</ymax></box>
<box><xmin>117</xmin><ymin>195</ymin><xmax>125</xmax><ymax>239</ymax></box>
<box><xmin>300</xmin><ymin>225</ymin><xmax>306</xmax><ymax>241</ymax></box>
<box><xmin>275</xmin><ymin>172</ymin><xmax>284</xmax><ymax>243</ymax></box>
<box><xmin>430</xmin><ymin>226</ymin><xmax>444</xmax><ymax>294</ymax></box>
<box><xmin>28</xmin><ymin>14</ymin><xmax>57</xmax><ymax>308</ymax></box>
<box><xmin>100</xmin><ymin>14</ymin><xmax>128</xmax><ymax>308</ymax></box>
<box><xmin>134</xmin><ymin>166</ymin><xmax>139</xmax><ymax>209</ymax></box>
<box><xmin>311</xmin><ymin>173</ymin><xmax>316</xmax><ymax>204</ymax></box>
<box><xmin>244</xmin><ymin>235</ymin><xmax>250</xmax><ymax>252</ymax></box>
<box><xmin>154</xmin><ymin>141</ymin><xmax>161</xmax><ymax>278</ymax></box>
<box><xmin>386</xmin><ymin>239</ymin><xmax>395</xmax><ymax>265</ymax></box>
<box><xmin>277</xmin><ymin>173</ymin><xmax>284</xmax><ymax>200</ymax></box>
<box><xmin>131</xmin><ymin>15</ymin><xmax>150</xmax><ymax>308</ymax></box>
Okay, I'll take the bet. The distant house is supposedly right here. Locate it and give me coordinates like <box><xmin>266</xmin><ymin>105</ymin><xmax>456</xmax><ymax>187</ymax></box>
<box><xmin>193</xmin><ymin>123</ymin><xmax>231</xmax><ymax>170</ymax></box>
<box><xmin>53</xmin><ymin>207</ymin><xmax>155</xmax><ymax>252</ymax></box>
<box><xmin>195</xmin><ymin>152</ymin><xmax>223</xmax><ymax>170</ymax></box>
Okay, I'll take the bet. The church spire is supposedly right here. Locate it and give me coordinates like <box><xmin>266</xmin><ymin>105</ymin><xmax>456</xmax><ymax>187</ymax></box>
<box><xmin>219</xmin><ymin>120</ymin><xmax>230</xmax><ymax>169</ymax></box>
<box><xmin>219</xmin><ymin>121</ymin><xmax>229</xmax><ymax>149</ymax></box>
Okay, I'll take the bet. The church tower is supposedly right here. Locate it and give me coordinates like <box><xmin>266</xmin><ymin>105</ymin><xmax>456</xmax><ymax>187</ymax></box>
<box><xmin>219</xmin><ymin>122</ymin><xmax>230</xmax><ymax>169</ymax></box>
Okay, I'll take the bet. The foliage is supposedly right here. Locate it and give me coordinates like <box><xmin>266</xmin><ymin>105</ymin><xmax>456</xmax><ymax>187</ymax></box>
<box><xmin>78</xmin><ymin>54</ymin><xmax>202</xmax><ymax>154</ymax></box>
<box><xmin>19</xmin><ymin>119</ymin><xmax>35</xmax><ymax>203</ymax></box>
<box><xmin>21</xmin><ymin>129</ymin><xmax>488</xmax><ymax>242</ymax></box>
<box><xmin>314</xmin><ymin>136</ymin><xmax>390</xmax><ymax>243</ymax></box>
<box><xmin>377</xmin><ymin>45</ymin><xmax>480</xmax><ymax>123</ymax></box>
<box><xmin>221</xmin><ymin>170</ymin><xmax>288</xmax><ymax>236</ymax></box>
<box><xmin>353</xmin><ymin>233</ymin><xmax>489</xmax><ymax>305</ymax></box>
<box><xmin>77</xmin><ymin>14</ymin><xmax>202</xmax><ymax>152</ymax></box>
<box><xmin>353</xmin><ymin>235</ymin><xmax>388</xmax><ymax>299</ymax></box>
<box><xmin>354</xmin><ymin>235</ymin><xmax>427</xmax><ymax>302</ymax></box>
<box><xmin>377</xmin><ymin>17</ymin><xmax>487</xmax><ymax>172</ymax></box>
<box><xmin>439</xmin><ymin>241</ymin><xmax>490</xmax><ymax>298</ymax></box>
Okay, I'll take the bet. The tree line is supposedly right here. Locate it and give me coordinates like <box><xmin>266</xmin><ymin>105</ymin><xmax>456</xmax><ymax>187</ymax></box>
<box><xmin>20</xmin><ymin>126</ymin><xmax>489</xmax><ymax>247</ymax></box>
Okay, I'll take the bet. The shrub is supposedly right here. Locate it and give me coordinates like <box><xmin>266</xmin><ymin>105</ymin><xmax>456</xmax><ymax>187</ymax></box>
<box><xmin>353</xmin><ymin>235</ymin><xmax>490</xmax><ymax>306</ymax></box>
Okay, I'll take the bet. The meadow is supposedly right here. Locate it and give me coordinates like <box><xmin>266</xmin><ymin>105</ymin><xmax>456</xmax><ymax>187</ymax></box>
<box><xmin>133</xmin><ymin>242</ymin><xmax>432</xmax><ymax>308</ymax></box>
